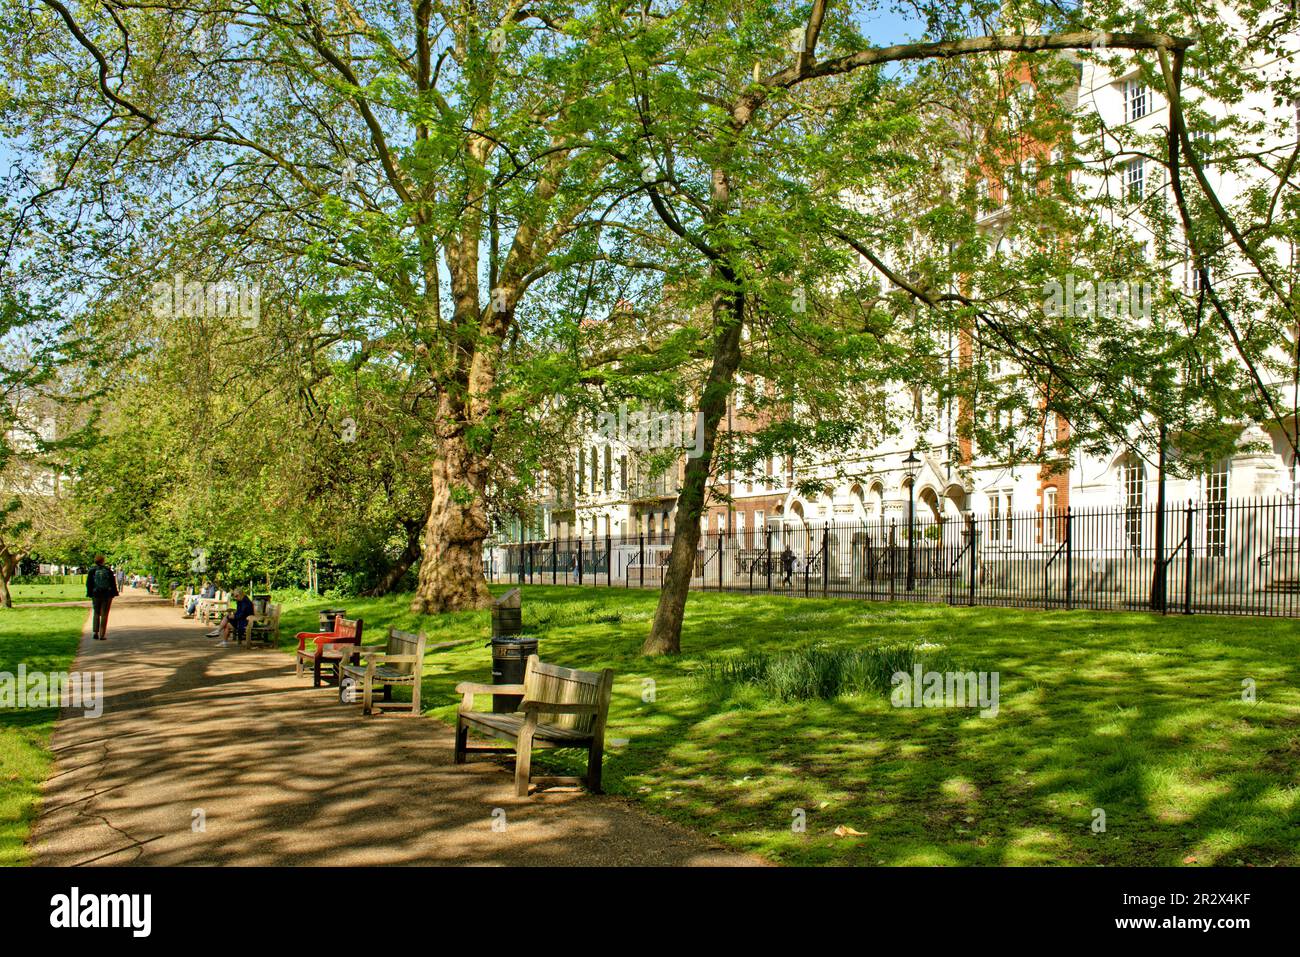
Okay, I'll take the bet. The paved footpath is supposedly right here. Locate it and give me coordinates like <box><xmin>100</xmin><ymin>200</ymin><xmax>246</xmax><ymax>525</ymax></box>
<box><xmin>31</xmin><ymin>591</ymin><xmax>760</xmax><ymax>866</ymax></box>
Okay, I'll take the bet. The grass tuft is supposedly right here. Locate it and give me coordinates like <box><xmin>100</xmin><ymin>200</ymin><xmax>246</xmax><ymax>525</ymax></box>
<box><xmin>694</xmin><ymin>644</ymin><xmax>960</xmax><ymax>703</ymax></box>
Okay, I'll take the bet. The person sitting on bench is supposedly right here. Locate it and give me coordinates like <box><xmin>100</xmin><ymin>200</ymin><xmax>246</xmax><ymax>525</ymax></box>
<box><xmin>208</xmin><ymin>589</ymin><xmax>254</xmax><ymax>646</ymax></box>
<box><xmin>183</xmin><ymin>580</ymin><xmax>217</xmax><ymax>617</ymax></box>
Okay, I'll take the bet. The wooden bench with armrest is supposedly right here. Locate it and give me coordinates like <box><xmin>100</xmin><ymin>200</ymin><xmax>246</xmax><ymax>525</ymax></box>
<box><xmin>242</xmin><ymin>602</ymin><xmax>282</xmax><ymax>648</ymax></box>
<box><xmin>454</xmin><ymin>654</ymin><xmax>614</xmax><ymax>797</ymax></box>
<box><xmin>195</xmin><ymin>591</ymin><xmax>228</xmax><ymax>625</ymax></box>
<box><xmin>295</xmin><ymin>616</ymin><xmax>363</xmax><ymax>686</ymax></box>
<box><xmin>338</xmin><ymin>628</ymin><xmax>427</xmax><ymax>716</ymax></box>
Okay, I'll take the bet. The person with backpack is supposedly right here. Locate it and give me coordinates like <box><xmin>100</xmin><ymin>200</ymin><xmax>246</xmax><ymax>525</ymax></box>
<box><xmin>86</xmin><ymin>555</ymin><xmax>119</xmax><ymax>641</ymax></box>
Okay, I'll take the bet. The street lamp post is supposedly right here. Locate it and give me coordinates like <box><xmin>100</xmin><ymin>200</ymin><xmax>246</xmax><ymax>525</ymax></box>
<box><xmin>903</xmin><ymin>450</ymin><xmax>920</xmax><ymax>592</ymax></box>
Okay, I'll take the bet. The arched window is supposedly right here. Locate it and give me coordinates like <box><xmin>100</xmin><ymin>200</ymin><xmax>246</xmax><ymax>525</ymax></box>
<box><xmin>868</xmin><ymin>482</ymin><xmax>884</xmax><ymax>521</ymax></box>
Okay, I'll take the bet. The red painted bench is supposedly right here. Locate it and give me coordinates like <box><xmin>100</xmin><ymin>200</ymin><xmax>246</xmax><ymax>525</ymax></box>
<box><xmin>295</xmin><ymin>616</ymin><xmax>363</xmax><ymax>687</ymax></box>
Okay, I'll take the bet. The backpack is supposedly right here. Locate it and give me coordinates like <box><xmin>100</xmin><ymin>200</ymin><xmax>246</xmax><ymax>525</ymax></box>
<box><xmin>91</xmin><ymin>566</ymin><xmax>115</xmax><ymax>593</ymax></box>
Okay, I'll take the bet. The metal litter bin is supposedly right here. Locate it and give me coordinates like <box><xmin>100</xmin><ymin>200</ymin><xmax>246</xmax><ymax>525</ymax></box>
<box><xmin>491</xmin><ymin>636</ymin><xmax>538</xmax><ymax>712</ymax></box>
<box><xmin>319</xmin><ymin>607</ymin><xmax>347</xmax><ymax>633</ymax></box>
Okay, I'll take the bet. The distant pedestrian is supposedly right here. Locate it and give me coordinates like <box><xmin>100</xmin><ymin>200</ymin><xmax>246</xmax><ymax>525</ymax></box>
<box><xmin>86</xmin><ymin>555</ymin><xmax>119</xmax><ymax>641</ymax></box>
<box><xmin>780</xmin><ymin>545</ymin><xmax>795</xmax><ymax>586</ymax></box>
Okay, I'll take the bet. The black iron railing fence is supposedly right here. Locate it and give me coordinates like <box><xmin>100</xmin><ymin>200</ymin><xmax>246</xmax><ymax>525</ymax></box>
<box><xmin>484</xmin><ymin>497</ymin><xmax>1300</xmax><ymax>617</ymax></box>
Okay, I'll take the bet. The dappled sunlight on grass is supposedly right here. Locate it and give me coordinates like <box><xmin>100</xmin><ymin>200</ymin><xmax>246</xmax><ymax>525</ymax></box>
<box><xmin>270</xmin><ymin>585</ymin><xmax>1299</xmax><ymax>866</ymax></box>
<box><xmin>0</xmin><ymin>605</ymin><xmax>87</xmax><ymax>866</ymax></box>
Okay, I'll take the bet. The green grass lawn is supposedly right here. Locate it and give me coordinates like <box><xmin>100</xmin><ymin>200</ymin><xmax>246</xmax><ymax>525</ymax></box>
<box><xmin>9</xmin><ymin>583</ymin><xmax>88</xmax><ymax>604</ymax></box>
<box><xmin>274</xmin><ymin>586</ymin><xmax>1300</xmax><ymax>866</ymax></box>
<box><xmin>0</xmin><ymin>605</ymin><xmax>87</xmax><ymax>865</ymax></box>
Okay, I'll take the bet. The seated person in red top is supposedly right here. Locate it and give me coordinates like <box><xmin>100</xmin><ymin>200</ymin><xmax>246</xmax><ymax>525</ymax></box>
<box><xmin>208</xmin><ymin>589</ymin><xmax>255</xmax><ymax>646</ymax></box>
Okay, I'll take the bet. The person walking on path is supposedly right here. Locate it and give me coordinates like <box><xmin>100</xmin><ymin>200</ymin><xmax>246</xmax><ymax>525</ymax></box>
<box><xmin>86</xmin><ymin>554</ymin><xmax>119</xmax><ymax>641</ymax></box>
<box><xmin>780</xmin><ymin>545</ymin><xmax>795</xmax><ymax>587</ymax></box>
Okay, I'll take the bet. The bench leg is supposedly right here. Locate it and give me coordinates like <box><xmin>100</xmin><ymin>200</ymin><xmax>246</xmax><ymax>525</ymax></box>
<box><xmin>362</xmin><ymin>676</ymin><xmax>374</xmax><ymax>715</ymax></box>
<box><xmin>586</xmin><ymin>741</ymin><xmax>604</xmax><ymax>795</ymax></box>
<box><xmin>514</xmin><ymin>724</ymin><xmax>536</xmax><ymax>797</ymax></box>
<box><xmin>295</xmin><ymin>654</ymin><xmax>303</xmax><ymax>678</ymax></box>
<box><xmin>313</xmin><ymin>658</ymin><xmax>323</xmax><ymax>688</ymax></box>
<box><xmin>454</xmin><ymin>718</ymin><xmax>468</xmax><ymax>764</ymax></box>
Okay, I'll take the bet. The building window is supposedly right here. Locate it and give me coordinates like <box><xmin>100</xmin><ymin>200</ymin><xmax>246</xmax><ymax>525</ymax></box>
<box><xmin>1012</xmin><ymin>81</ymin><xmax>1035</xmax><ymax>123</ymax></box>
<box><xmin>989</xmin><ymin>490</ymin><xmax>1013</xmax><ymax>545</ymax></box>
<box><xmin>1123</xmin><ymin>79</ymin><xmax>1149</xmax><ymax>122</ymax></box>
<box><xmin>1204</xmin><ymin>463</ymin><xmax>1228</xmax><ymax>557</ymax></box>
<box><xmin>1122</xmin><ymin>458</ymin><xmax>1145</xmax><ymax>551</ymax></box>
<box><xmin>1021</xmin><ymin>157</ymin><xmax>1038</xmax><ymax>188</ymax></box>
<box><xmin>736</xmin><ymin>511</ymin><xmax>746</xmax><ymax>546</ymax></box>
<box><xmin>603</xmin><ymin>445</ymin><xmax>612</xmax><ymax>494</ymax></box>
<box><xmin>755</xmin><ymin>510</ymin><xmax>765</xmax><ymax>534</ymax></box>
<box><xmin>1043</xmin><ymin>487</ymin><xmax>1058</xmax><ymax>545</ymax></box>
<box><xmin>1123</xmin><ymin>158</ymin><xmax>1145</xmax><ymax>201</ymax></box>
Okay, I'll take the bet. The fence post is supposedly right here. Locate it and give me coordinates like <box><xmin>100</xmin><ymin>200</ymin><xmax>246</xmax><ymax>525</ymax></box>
<box><xmin>639</xmin><ymin>533</ymin><xmax>645</xmax><ymax>589</ymax></box>
<box><xmin>577</xmin><ymin>538</ymin><xmax>583</xmax><ymax>585</ymax></box>
<box><xmin>766</xmin><ymin>528</ymin><xmax>773</xmax><ymax>592</ymax></box>
<box><xmin>968</xmin><ymin>515</ymin><xmax>977</xmax><ymax>606</ymax></box>
<box><xmin>1184</xmin><ymin>500</ymin><xmax>1194</xmax><ymax>615</ymax></box>
<box><xmin>552</xmin><ymin>539</ymin><xmax>557</xmax><ymax>585</ymax></box>
<box><xmin>1065</xmin><ymin>507</ymin><xmax>1073</xmax><ymax>611</ymax></box>
<box><xmin>889</xmin><ymin>518</ymin><xmax>897</xmax><ymax>601</ymax></box>
<box><xmin>822</xmin><ymin>524</ymin><xmax>829</xmax><ymax>596</ymax></box>
<box><xmin>607</xmin><ymin>532</ymin><xmax>612</xmax><ymax>587</ymax></box>
<box><xmin>718</xmin><ymin>532</ymin><xmax>723</xmax><ymax>591</ymax></box>
<box><xmin>1042</xmin><ymin>526</ymin><xmax>1049</xmax><ymax>612</ymax></box>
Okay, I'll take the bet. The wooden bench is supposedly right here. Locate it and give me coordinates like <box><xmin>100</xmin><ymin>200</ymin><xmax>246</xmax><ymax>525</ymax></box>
<box><xmin>455</xmin><ymin>654</ymin><xmax>614</xmax><ymax>796</ymax></box>
<box><xmin>295</xmin><ymin>616</ymin><xmax>363</xmax><ymax>687</ymax></box>
<box><xmin>243</xmin><ymin>602</ymin><xmax>282</xmax><ymax>648</ymax></box>
<box><xmin>339</xmin><ymin>628</ymin><xmax>427</xmax><ymax>715</ymax></box>
<box><xmin>195</xmin><ymin>591</ymin><xmax>228</xmax><ymax>625</ymax></box>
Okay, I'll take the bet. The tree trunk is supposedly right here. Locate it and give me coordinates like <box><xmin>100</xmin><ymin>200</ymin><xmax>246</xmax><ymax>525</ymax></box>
<box><xmin>0</xmin><ymin>552</ymin><xmax>16</xmax><ymax>609</ymax></box>
<box><xmin>643</xmin><ymin>285</ymin><xmax>745</xmax><ymax>655</ymax></box>
<box><xmin>410</xmin><ymin>428</ymin><xmax>493</xmax><ymax>615</ymax></box>
<box><xmin>1149</xmin><ymin>422</ymin><xmax>1168</xmax><ymax>611</ymax></box>
<box><xmin>365</xmin><ymin>521</ymin><xmax>424</xmax><ymax>597</ymax></box>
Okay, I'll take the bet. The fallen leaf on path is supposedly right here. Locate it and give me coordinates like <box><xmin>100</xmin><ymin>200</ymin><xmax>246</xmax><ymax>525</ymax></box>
<box><xmin>833</xmin><ymin>825</ymin><xmax>867</xmax><ymax>837</ymax></box>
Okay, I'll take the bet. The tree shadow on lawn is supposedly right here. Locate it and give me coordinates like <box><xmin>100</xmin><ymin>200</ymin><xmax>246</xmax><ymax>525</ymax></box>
<box><xmin>269</xmin><ymin>587</ymin><xmax>1300</xmax><ymax>866</ymax></box>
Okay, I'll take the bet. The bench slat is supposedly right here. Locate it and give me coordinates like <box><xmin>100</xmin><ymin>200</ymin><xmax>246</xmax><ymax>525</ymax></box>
<box><xmin>460</xmin><ymin>710</ymin><xmax>594</xmax><ymax>743</ymax></box>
